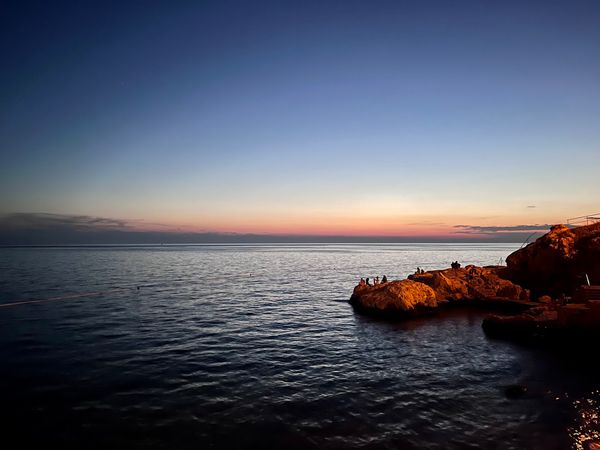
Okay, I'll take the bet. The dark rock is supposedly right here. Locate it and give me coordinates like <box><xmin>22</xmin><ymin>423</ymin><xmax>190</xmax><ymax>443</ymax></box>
<box><xmin>482</xmin><ymin>306</ymin><xmax>559</xmax><ymax>340</ymax></box>
<box><xmin>482</xmin><ymin>302</ymin><xmax>600</xmax><ymax>342</ymax></box>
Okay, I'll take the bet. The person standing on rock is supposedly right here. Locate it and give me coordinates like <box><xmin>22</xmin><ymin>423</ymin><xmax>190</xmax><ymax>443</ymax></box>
<box><xmin>382</xmin><ymin>275</ymin><xmax>388</xmax><ymax>283</ymax></box>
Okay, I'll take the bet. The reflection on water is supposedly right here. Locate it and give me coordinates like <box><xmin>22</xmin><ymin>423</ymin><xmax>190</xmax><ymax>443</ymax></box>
<box><xmin>0</xmin><ymin>244</ymin><xmax>598</xmax><ymax>449</ymax></box>
<box><xmin>570</xmin><ymin>390</ymin><xmax>600</xmax><ymax>450</ymax></box>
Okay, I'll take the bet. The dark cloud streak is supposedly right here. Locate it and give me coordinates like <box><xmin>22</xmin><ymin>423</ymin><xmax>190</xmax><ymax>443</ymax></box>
<box><xmin>453</xmin><ymin>224</ymin><xmax>554</xmax><ymax>234</ymax></box>
<box><xmin>1</xmin><ymin>213</ymin><xmax>130</xmax><ymax>231</ymax></box>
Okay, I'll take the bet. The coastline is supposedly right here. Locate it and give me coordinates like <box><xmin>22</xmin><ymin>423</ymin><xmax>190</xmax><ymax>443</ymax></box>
<box><xmin>349</xmin><ymin>223</ymin><xmax>600</xmax><ymax>343</ymax></box>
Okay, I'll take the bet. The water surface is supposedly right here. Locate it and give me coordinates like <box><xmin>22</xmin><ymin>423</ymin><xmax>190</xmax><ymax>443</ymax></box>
<box><xmin>1</xmin><ymin>244</ymin><xmax>598</xmax><ymax>449</ymax></box>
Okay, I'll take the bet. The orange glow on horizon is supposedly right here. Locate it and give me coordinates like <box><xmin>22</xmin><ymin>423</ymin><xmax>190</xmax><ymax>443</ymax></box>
<box><xmin>125</xmin><ymin>212</ymin><xmax>555</xmax><ymax>237</ymax></box>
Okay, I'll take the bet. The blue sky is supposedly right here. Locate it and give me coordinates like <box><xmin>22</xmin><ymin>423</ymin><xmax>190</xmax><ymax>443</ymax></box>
<box><xmin>1</xmin><ymin>0</ymin><xmax>599</xmax><ymax>241</ymax></box>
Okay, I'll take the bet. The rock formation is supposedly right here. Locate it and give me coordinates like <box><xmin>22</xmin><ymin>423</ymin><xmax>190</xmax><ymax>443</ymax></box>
<box><xmin>505</xmin><ymin>222</ymin><xmax>600</xmax><ymax>297</ymax></box>
<box><xmin>483</xmin><ymin>300</ymin><xmax>600</xmax><ymax>341</ymax></box>
<box><xmin>349</xmin><ymin>280</ymin><xmax>437</xmax><ymax>316</ymax></box>
<box><xmin>350</xmin><ymin>266</ymin><xmax>530</xmax><ymax>317</ymax></box>
<box><xmin>408</xmin><ymin>265</ymin><xmax>529</xmax><ymax>303</ymax></box>
<box><xmin>349</xmin><ymin>222</ymin><xmax>600</xmax><ymax>338</ymax></box>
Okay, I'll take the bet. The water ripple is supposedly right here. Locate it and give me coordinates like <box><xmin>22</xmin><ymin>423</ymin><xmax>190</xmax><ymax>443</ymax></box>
<box><xmin>0</xmin><ymin>244</ymin><xmax>596</xmax><ymax>449</ymax></box>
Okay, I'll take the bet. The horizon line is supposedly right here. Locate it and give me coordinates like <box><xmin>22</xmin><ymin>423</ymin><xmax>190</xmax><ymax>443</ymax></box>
<box><xmin>0</xmin><ymin>240</ymin><xmax>528</xmax><ymax>248</ymax></box>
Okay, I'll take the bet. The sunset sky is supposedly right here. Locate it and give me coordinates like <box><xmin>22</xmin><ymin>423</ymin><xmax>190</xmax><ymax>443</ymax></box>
<box><xmin>1</xmin><ymin>1</ymin><xmax>599</xmax><ymax>242</ymax></box>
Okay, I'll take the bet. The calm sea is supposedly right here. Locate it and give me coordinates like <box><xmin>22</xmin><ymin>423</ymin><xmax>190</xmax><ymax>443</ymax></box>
<box><xmin>0</xmin><ymin>244</ymin><xmax>598</xmax><ymax>449</ymax></box>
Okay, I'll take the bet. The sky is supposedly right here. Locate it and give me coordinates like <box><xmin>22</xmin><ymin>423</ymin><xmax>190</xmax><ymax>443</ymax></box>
<box><xmin>1</xmin><ymin>0</ymin><xmax>599</xmax><ymax>243</ymax></box>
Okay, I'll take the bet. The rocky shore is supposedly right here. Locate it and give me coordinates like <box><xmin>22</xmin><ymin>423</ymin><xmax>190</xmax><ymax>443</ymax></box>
<box><xmin>349</xmin><ymin>265</ymin><xmax>533</xmax><ymax>318</ymax></box>
<box><xmin>349</xmin><ymin>222</ymin><xmax>600</xmax><ymax>341</ymax></box>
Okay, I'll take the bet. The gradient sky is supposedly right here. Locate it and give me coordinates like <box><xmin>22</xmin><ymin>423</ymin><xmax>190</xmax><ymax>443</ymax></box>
<box><xmin>1</xmin><ymin>0</ymin><xmax>599</xmax><ymax>239</ymax></box>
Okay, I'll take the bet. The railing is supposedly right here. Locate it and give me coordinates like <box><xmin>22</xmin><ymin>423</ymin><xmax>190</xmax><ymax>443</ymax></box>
<box><xmin>567</xmin><ymin>213</ymin><xmax>600</xmax><ymax>227</ymax></box>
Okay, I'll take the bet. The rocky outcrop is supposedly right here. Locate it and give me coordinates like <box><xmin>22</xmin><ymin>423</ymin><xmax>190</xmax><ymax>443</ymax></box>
<box><xmin>408</xmin><ymin>265</ymin><xmax>530</xmax><ymax>303</ymax></box>
<box><xmin>482</xmin><ymin>301</ymin><xmax>600</xmax><ymax>341</ymax></box>
<box><xmin>505</xmin><ymin>222</ymin><xmax>600</xmax><ymax>297</ymax></box>
<box><xmin>350</xmin><ymin>266</ymin><xmax>531</xmax><ymax>317</ymax></box>
<box><xmin>349</xmin><ymin>280</ymin><xmax>437</xmax><ymax>316</ymax></box>
<box><xmin>349</xmin><ymin>222</ymin><xmax>600</xmax><ymax>338</ymax></box>
<box><xmin>482</xmin><ymin>306</ymin><xmax>559</xmax><ymax>340</ymax></box>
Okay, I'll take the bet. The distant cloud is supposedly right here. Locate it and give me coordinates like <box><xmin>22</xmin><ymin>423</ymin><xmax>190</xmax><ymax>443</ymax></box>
<box><xmin>0</xmin><ymin>212</ymin><xmax>131</xmax><ymax>231</ymax></box>
<box><xmin>453</xmin><ymin>224</ymin><xmax>553</xmax><ymax>234</ymax></box>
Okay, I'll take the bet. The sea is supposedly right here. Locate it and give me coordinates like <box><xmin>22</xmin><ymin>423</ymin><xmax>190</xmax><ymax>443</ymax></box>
<box><xmin>0</xmin><ymin>243</ymin><xmax>598</xmax><ymax>449</ymax></box>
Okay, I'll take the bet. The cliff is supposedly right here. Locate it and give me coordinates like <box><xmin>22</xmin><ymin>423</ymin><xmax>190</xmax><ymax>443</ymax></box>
<box><xmin>505</xmin><ymin>222</ymin><xmax>600</xmax><ymax>297</ymax></box>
